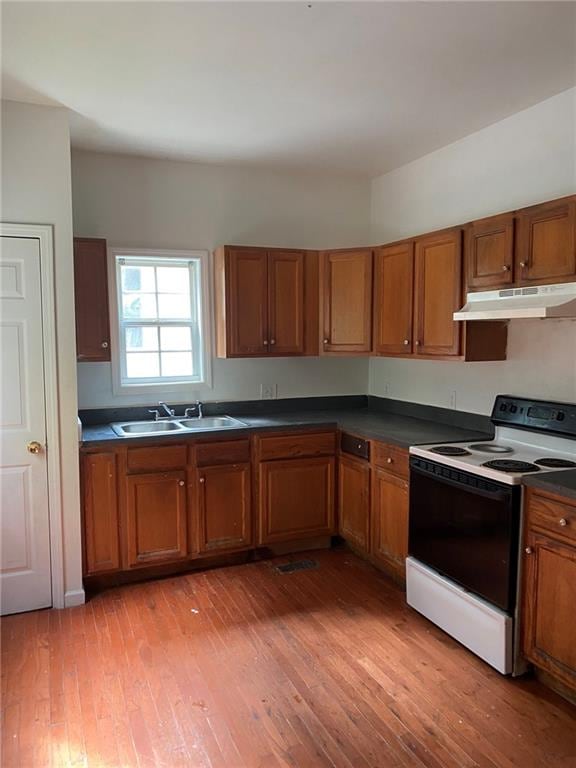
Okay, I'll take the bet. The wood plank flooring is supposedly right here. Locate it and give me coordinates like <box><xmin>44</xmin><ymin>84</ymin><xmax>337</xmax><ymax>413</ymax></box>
<box><xmin>1</xmin><ymin>549</ymin><xmax>575</xmax><ymax>768</ymax></box>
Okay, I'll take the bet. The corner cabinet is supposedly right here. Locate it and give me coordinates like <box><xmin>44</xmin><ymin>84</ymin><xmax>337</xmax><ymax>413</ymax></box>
<box><xmin>522</xmin><ymin>488</ymin><xmax>576</xmax><ymax>693</ymax></box>
<box><xmin>214</xmin><ymin>245</ymin><xmax>318</xmax><ymax>358</ymax></box>
<box><xmin>320</xmin><ymin>248</ymin><xmax>373</xmax><ymax>354</ymax></box>
<box><xmin>73</xmin><ymin>237</ymin><xmax>111</xmax><ymax>362</ymax></box>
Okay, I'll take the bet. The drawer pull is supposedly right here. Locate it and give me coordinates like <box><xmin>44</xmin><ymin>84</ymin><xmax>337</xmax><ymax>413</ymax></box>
<box><xmin>525</xmin><ymin>547</ymin><xmax>533</xmax><ymax>555</ymax></box>
<box><xmin>559</xmin><ymin>518</ymin><xmax>568</xmax><ymax>527</ymax></box>
<box><xmin>386</xmin><ymin>457</ymin><xmax>393</xmax><ymax>464</ymax></box>
<box><xmin>199</xmin><ymin>477</ymin><xmax>205</xmax><ymax>484</ymax></box>
<box><xmin>178</xmin><ymin>480</ymin><xmax>185</xmax><ymax>487</ymax></box>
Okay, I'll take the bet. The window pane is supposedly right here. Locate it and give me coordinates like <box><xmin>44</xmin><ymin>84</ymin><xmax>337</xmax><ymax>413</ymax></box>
<box><xmin>126</xmin><ymin>352</ymin><xmax>160</xmax><ymax>378</ymax></box>
<box><xmin>125</xmin><ymin>326</ymin><xmax>159</xmax><ymax>352</ymax></box>
<box><xmin>157</xmin><ymin>266</ymin><xmax>190</xmax><ymax>294</ymax></box>
<box><xmin>158</xmin><ymin>294</ymin><xmax>191</xmax><ymax>319</ymax></box>
<box><xmin>161</xmin><ymin>352</ymin><xmax>193</xmax><ymax>377</ymax></box>
<box><xmin>160</xmin><ymin>326</ymin><xmax>192</xmax><ymax>351</ymax></box>
<box><xmin>122</xmin><ymin>293</ymin><xmax>157</xmax><ymax>320</ymax></box>
<box><xmin>121</xmin><ymin>265</ymin><xmax>155</xmax><ymax>293</ymax></box>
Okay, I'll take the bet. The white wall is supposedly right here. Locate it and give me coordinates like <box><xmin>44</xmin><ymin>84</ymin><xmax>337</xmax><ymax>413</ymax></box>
<box><xmin>370</xmin><ymin>88</ymin><xmax>576</xmax><ymax>414</ymax></box>
<box><xmin>1</xmin><ymin>100</ymin><xmax>83</xmax><ymax>606</ymax></box>
<box><xmin>72</xmin><ymin>150</ymin><xmax>371</xmax><ymax>408</ymax></box>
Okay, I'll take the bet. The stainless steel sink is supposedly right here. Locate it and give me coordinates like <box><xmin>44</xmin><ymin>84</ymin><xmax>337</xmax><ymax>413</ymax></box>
<box><xmin>111</xmin><ymin>415</ymin><xmax>247</xmax><ymax>438</ymax></box>
<box><xmin>178</xmin><ymin>416</ymin><xmax>246</xmax><ymax>431</ymax></box>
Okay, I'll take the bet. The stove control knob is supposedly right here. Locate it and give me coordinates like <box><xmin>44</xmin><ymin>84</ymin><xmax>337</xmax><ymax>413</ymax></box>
<box><xmin>525</xmin><ymin>547</ymin><xmax>533</xmax><ymax>555</ymax></box>
<box><xmin>559</xmin><ymin>518</ymin><xmax>568</xmax><ymax>527</ymax></box>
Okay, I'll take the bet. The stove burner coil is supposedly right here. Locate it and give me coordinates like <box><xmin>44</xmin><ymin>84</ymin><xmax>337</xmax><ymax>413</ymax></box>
<box><xmin>430</xmin><ymin>446</ymin><xmax>472</xmax><ymax>456</ymax></box>
<box><xmin>534</xmin><ymin>458</ymin><xmax>576</xmax><ymax>468</ymax></box>
<box><xmin>482</xmin><ymin>459</ymin><xmax>540</xmax><ymax>473</ymax></box>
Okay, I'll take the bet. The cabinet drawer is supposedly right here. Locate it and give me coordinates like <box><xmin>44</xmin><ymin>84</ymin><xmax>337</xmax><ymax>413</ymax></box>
<box><xmin>527</xmin><ymin>491</ymin><xmax>576</xmax><ymax>543</ymax></box>
<box><xmin>373</xmin><ymin>442</ymin><xmax>409</xmax><ymax>478</ymax></box>
<box><xmin>340</xmin><ymin>432</ymin><xmax>370</xmax><ymax>461</ymax></box>
<box><xmin>194</xmin><ymin>439</ymin><xmax>250</xmax><ymax>467</ymax></box>
<box><xmin>127</xmin><ymin>445</ymin><xmax>187</xmax><ymax>473</ymax></box>
<box><xmin>256</xmin><ymin>431</ymin><xmax>336</xmax><ymax>461</ymax></box>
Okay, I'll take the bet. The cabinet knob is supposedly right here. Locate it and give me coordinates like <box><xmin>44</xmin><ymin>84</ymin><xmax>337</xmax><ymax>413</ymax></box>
<box><xmin>559</xmin><ymin>518</ymin><xmax>568</xmax><ymax>527</ymax></box>
<box><xmin>178</xmin><ymin>480</ymin><xmax>185</xmax><ymax>487</ymax></box>
<box><xmin>519</xmin><ymin>261</ymin><xmax>528</xmax><ymax>269</ymax></box>
<box><xmin>323</xmin><ymin>338</ymin><xmax>329</xmax><ymax>344</ymax></box>
<box><xmin>403</xmin><ymin>339</ymin><xmax>410</xmax><ymax>346</ymax></box>
<box><xmin>415</xmin><ymin>340</ymin><xmax>421</xmax><ymax>347</ymax></box>
<box><xmin>263</xmin><ymin>340</ymin><xmax>268</xmax><ymax>346</ymax></box>
<box><xmin>386</xmin><ymin>457</ymin><xmax>393</xmax><ymax>464</ymax></box>
<box><xmin>270</xmin><ymin>339</ymin><xmax>276</xmax><ymax>345</ymax></box>
<box><xmin>525</xmin><ymin>547</ymin><xmax>533</xmax><ymax>554</ymax></box>
<box><xmin>501</xmin><ymin>265</ymin><xmax>510</xmax><ymax>272</ymax></box>
<box><xmin>199</xmin><ymin>477</ymin><xmax>205</xmax><ymax>484</ymax></box>
<box><xmin>101</xmin><ymin>341</ymin><xmax>109</xmax><ymax>349</ymax></box>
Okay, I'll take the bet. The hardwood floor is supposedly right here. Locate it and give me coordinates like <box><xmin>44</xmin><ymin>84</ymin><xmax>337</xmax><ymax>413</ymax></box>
<box><xmin>1</xmin><ymin>549</ymin><xmax>575</xmax><ymax>767</ymax></box>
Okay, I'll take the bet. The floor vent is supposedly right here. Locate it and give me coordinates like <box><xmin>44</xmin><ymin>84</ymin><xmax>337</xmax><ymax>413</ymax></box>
<box><xmin>274</xmin><ymin>559</ymin><xmax>319</xmax><ymax>574</ymax></box>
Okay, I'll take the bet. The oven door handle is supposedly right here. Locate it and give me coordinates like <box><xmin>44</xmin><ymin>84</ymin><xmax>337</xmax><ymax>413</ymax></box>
<box><xmin>410</xmin><ymin>464</ymin><xmax>512</xmax><ymax>503</ymax></box>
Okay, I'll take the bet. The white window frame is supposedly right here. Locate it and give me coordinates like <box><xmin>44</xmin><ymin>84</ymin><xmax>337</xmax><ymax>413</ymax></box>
<box><xmin>108</xmin><ymin>247</ymin><xmax>212</xmax><ymax>396</ymax></box>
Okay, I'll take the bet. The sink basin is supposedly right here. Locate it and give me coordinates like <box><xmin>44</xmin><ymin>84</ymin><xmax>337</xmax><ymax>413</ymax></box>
<box><xmin>177</xmin><ymin>416</ymin><xmax>247</xmax><ymax>430</ymax></box>
<box><xmin>110</xmin><ymin>415</ymin><xmax>247</xmax><ymax>437</ymax></box>
<box><xmin>111</xmin><ymin>420</ymin><xmax>186</xmax><ymax>437</ymax></box>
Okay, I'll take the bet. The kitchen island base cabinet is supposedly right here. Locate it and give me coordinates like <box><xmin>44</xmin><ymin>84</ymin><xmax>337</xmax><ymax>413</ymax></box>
<box><xmin>258</xmin><ymin>457</ymin><xmax>335</xmax><ymax>544</ymax></box>
<box><xmin>370</xmin><ymin>468</ymin><xmax>409</xmax><ymax>583</ymax></box>
<box><xmin>338</xmin><ymin>455</ymin><xmax>370</xmax><ymax>552</ymax></box>
<box><xmin>125</xmin><ymin>471</ymin><xmax>188</xmax><ymax>567</ymax></box>
<box><xmin>82</xmin><ymin>452</ymin><xmax>120</xmax><ymax>575</ymax></box>
<box><xmin>198</xmin><ymin>464</ymin><xmax>252</xmax><ymax>553</ymax></box>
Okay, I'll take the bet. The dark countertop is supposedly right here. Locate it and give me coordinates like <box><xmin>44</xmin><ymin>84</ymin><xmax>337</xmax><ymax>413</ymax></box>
<box><xmin>523</xmin><ymin>469</ymin><xmax>576</xmax><ymax>502</ymax></box>
<box><xmin>80</xmin><ymin>408</ymin><xmax>492</xmax><ymax>450</ymax></box>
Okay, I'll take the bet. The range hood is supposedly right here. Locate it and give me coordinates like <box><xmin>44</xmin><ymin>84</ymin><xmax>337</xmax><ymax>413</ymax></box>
<box><xmin>454</xmin><ymin>282</ymin><xmax>576</xmax><ymax>321</ymax></box>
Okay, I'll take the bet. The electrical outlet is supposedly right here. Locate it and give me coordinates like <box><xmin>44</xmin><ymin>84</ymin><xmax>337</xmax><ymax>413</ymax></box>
<box><xmin>449</xmin><ymin>390</ymin><xmax>457</xmax><ymax>409</ymax></box>
<box><xmin>260</xmin><ymin>383</ymin><xmax>277</xmax><ymax>400</ymax></box>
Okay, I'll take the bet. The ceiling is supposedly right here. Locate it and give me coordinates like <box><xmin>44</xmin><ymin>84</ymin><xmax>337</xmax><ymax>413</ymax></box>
<box><xmin>2</xmin><ymin>2</ymin><xmax>575</xmax><ymax>177</ymax></box>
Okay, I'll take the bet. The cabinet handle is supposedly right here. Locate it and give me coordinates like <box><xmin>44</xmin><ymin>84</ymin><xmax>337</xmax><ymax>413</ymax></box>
<box><xmin>501</xmin><ymin>265</ymin><xmax>510</xmax><ymax>272</ymax></box>
<box><xmin>525</xmin><ymin>547</ymin><xmax>533</xmax><ymax>554</ymax></box>
<box><xmin>415</xmin><ymin>340</ymin><xmax>421</xmax><ymax>347</ymax></box>
<box><xmin>178</xmin><ymin>480</ymin><xmax>185</xmax><ymax>487</ymax></box>
<box><xmin>101</xmin><ymin>341</ymin><xmax>109</xmax><ymax>349</ymax></box>
<box><xmin>263</xmin><ymin>340</ymin><xmax>268</xmax><ymax>346</ymax></box>
<box><xmin>386</xmin><ymin>457</ymin><xmax>393</xmax><ymax>464</ymax></box>
<box><xmin>199</xmin><ymin>477</ymin><xmax>205</xmax><ymax>484</ymax></box>
<box><xmin>403</xmin><ymin>339</ymin><xmax>410</xmax><ymax>346</ymax></box>
<box><xmin>519</xmin><ymin>261</ymin><xmax>528</xmax><ymax>269</ymax></box>
<box><xmin>357</xmin><ymin>443</ymin><xmax>363</xmax><ymax>450</ymax></box>
<box><xmin>270</xmin><ymin>339</ymin><xmax>276</xmax><ymax>345</ymax></box>
<box><xmin>559</xmin><ymin>518</ymin><xmax>568</xmax><ymax>527</ymax></box>
<box><xmin>323</xmin><ymin>338</ymin><xmax>329</xmax><ymax>344</ymax></box>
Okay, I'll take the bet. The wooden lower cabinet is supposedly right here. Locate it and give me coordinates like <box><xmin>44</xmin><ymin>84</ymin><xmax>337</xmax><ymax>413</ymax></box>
<box><xmin>258</xmin><ymin>456</ymin><xmax>335</xmax><ymax>544</ymax></box>
<box><xmin>338</xmin><ymin>455</ymin><xmax>370</xmax><ymax>552</ymax></box>
<box><xmin>370</xmin><ymin>467</ymin><xmax>409</xmax><ymax>581</ymax></box>
<box><xmin>198</xmin><ymin>463</ymin><xmax>252</xmax><ymax>553</ymax></box>
<box><xmin>125</xmin><ymin>471</ymin><xmax>188</xmax><ymax>567</ymax></box>
<box><xmin>82</xmin><ymin>451</ymin><xmax>120</xmax><ymax>575</ymax></box>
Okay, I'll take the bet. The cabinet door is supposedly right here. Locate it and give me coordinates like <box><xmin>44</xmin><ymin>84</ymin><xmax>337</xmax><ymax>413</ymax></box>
<box><xmin>522</xmin><ymin>531</ymin><xmax>576</xmax><ymax>689</ymax></box>
<box><xmin>198</xmin><ymin>464</ymin><xmax>252</xmax><ymax>553</ymax></box>
<box><xmin>466</xmin><ymin>213</ymin><xmax>515</xmax><ymax>290</ymax></box>
<box><xmin>516</xmin><ymin>197</ymin><xmax>576</xmax><ymax>286</ymax></box>
<box><xmin>321</xmin><ymin>249</ymin><xmax>372</xmax><ymax>353</ymax></box>
<box><xmin>258</xmin><ymin>456</ymin><xmax>335</xmax><ymax>544</ymax></box>
<box><xmin>373</xmin><ymin>242</ymin><xmax>414</xmax><ymax>355</ymax></box>
<box><xmin>82</xmin><ymin>452</ymin><xmax>119</xmax><ymax>574</ymax></box>
<box><xmin>73</xmin><ymin>238</ymin><xmax>111</xmax><ymax>361</ymax></box>
<box><xmin>338</xmin><ymin>456</ymin><xmax>370</xmax><ymax>552</ymax></box>
<box><xmin>268</xmin><ymin>250</ymin><xmax>305</xmax><ymax>355</ymax></box>
<box><xmin>126</xmin><ymin>471</ymin><xmax>187</xmax><ymax>566</ymax></box>
<box><xmin>414</xmin><ymin>230</ymin><xmax>462</xmax><ymax>357</ymax></box>
<box><xmin>371</xmin><ymin>468</ymin><xmax>408</xmax><ymax>580</ymax></box>
<box><xmin>227</xmin><ymin>248</ymin><xmax>269</xmax><ymax>356</ymax></box>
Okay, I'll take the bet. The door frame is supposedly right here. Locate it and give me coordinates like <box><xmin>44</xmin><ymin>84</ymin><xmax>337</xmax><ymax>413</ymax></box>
<box><xmin>0</xmin><ymin>222</ymin><xmax>65</xmax><ymax>609</ymax></box>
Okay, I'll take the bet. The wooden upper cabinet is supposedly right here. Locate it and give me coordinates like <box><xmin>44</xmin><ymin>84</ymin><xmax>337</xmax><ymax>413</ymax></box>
<box><xmin>373</xmin><ymin>242</ymin><xmax>414</xmax><ymax>355</ymax></box>
<box><xmin>268</xmin><ymin>250</ymin><xmax>305</xmax><ymax>355</ymax></box>
<box><xmin>226</xmin><ymin>248</ymin><xmax>269</xmax><ymax>356</ymax></box>
<box><xmin>515</xmin><ymin>196</ymin><xmax>576</xmax><ymax>286</ymax></box>
<box><xmin>73</xmin><ymin>237</ymin><xmax>111</xmax><ymax>362</ymax></box>
<box><xmin>414</xmin><ymin>229</ymin><xmax>462</xmax><ymax>357</ymax></box>
<box><xmin>214</xmin><ymin>246</ymin><xmax>312</xmax><ymax>358</ymax></box>
<box><xmin>82</xmin><ymin>451</ymin><xmax>119</xmax><ymax>575</ymax></box>
<box><xmin>198</xmin><ymin>463</ymin><xmax>252</xmax><ymax>553</ymax></box>
<box><xmin>125</xmin><ymin>471</ymin><xmax>188</xmax><ymax>567</ymax></box>
<box><xmin>465</xmin><ymin>213</ymin><xmax>515</xmax><ymax>290</ymax></box>
<box><xmin>338</xmin><ymin>455</ymin><xmax>370</xmax><ymax>552</ymax></box>
<box><xmin>320</xmin><ymin>249</ymin><xmax>373</xmax><ymax>354</ymax></box>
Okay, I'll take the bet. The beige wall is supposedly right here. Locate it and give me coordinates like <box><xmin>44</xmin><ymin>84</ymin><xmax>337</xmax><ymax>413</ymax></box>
<box><xmin>1</xmin><ymin>100</ymin><xmax>83</xmax><ymax>607</ymax></box>
<box><xmin>370</xmin><ymin>88</ymin><xmax>576</xmax><ymax>414</ymax></box>
<box><xmin>72</xmin><ymin>150</ymin><xmax>371</xmax><ymax>408</ymax></box>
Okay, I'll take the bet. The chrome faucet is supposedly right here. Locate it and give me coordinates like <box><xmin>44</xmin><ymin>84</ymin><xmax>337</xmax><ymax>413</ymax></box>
<box><xmin>184</xmin><ymin>400</ymin><xmax>203</xmax><ymax>419</ymax></box>
<box><xmin>148</xmin><ymin>401</ymin><xmax>175</xmax><ymax>420</ymax></box>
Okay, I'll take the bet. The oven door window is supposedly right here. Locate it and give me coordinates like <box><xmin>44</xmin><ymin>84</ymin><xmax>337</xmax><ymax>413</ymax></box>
<box><xmin>409</xmin><ymin>462</ymin><xmax>520</xmax><ymax>613</ymax></box>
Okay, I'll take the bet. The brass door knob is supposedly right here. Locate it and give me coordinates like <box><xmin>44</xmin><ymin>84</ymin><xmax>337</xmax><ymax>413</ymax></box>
<box><xmin>27</xmin><ymin>441</ymin><xmax>43</xmax><ymax>455</ymax></box>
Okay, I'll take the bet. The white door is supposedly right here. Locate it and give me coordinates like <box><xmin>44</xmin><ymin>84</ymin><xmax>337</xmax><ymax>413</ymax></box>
<box><xmin>0</xmin><ymin>235</ymin><xmax>52</xmax><ymax>614</ymax></box>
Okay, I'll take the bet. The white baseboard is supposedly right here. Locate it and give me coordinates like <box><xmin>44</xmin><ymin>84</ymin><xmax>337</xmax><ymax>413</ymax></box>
<box><xmin>64</xmin><ymin>588</ymin><xmax>86</xmax><ymax>608</ymax></box>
